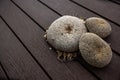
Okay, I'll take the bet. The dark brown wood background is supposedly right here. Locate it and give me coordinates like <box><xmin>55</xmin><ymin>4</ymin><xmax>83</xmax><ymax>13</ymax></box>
<box><xmin>0</xmin><ymin>0</ymin><xmax>120</xmax><ymax>80</ymax></box>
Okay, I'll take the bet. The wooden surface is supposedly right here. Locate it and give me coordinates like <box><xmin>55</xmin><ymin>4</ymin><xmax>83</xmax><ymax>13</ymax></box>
<box><xmin>0</xmin><ymin>0</ymin><xmax>120</xmax><ymax>80</ymax></box>
<box><xmin>0</xmin><ymin>63</ymin><xmax>8</xmax><ymax>80</ymax></box>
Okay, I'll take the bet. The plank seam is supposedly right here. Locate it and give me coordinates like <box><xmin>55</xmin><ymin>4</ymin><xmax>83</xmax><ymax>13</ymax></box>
<box><xmin>0</xmin><ymin>16</ymin><xmax>52</xmax><ymax>80</ymax></box>
<box><xmin>112</xmin><ymin>49</ymin><xmax>120</xmax><ymax>56</ymax></box>
<box><xmin>76</xmin><ymin>60</ymin><xmax>102</xmax><ymax>80</ymax></box>
<box><xmin>0</xmin><ymin>62</ymin><xmax>10</xmax><ymax>80</ymax></box>
<box><xmin>109</xmin><ymin>0</ymin><xmax>120</xmax><ymax>5</ymax></box>
<box><xmin>69</xmin><ymin>0</ymin><xmax>120</xmax><ymax>27</ymax></box>
<box><xmin>10</xmin><ymin>0</ymin><xmax>46</xmax><ymax>31</ymax></box>
<box><xmin>37</xmin><ymin>0</ymin><xmax>62</xmax><ymax>16</ymax></box>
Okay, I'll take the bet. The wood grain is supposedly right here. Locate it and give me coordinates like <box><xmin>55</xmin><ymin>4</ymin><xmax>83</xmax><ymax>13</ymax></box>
<box><xmin>110</xmin><ymin>0</ymin><xmax>120</xmax><ymax>5</ymax></box>
<box><xmin>0</xmin><ymin>64</ymin><xmax>8</xmax><ymax>80</ymax></box>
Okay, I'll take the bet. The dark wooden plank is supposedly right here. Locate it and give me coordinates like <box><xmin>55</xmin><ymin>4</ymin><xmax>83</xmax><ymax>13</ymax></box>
<box><xmin>25</xmin><ymin>0</ymin><xmax>120</xmax><ymax>80</ymax></box>
<box><xmin>38</xmin><ymin>0</ymin><xmax>96</xmax><ymax>18</ymax></box>
<box><xmin>0</xmin><ymin>64</ymin><xmax>8</xmax><ymax>80</ymax></box>
<box><xmin>0</xmin><ymin>18</ymin><xmax>50</xmax><ymax>80</ymax></box>
<box><xmin>39</xmin><ymin>0</ymin><xmax>120</xmax><ymax>54</ymax></box>
<box><xmin>0</xmin><ymin>0</ymin><xmax>97</xmax><ymax>80</ymax></box>
<box><xmin>71</xmin><ymin>0</ymin><xmax>120</xmax><ymax>26</ymax></box>
<box><xmin>12</xmin><ymin>0</ymin><xmax>59</xmax><ymax>30</ymax></box>
<box><xmin>11</xmin><ymin>0</ymin><xmax>96</xmax><ymax>29</ymax></box>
